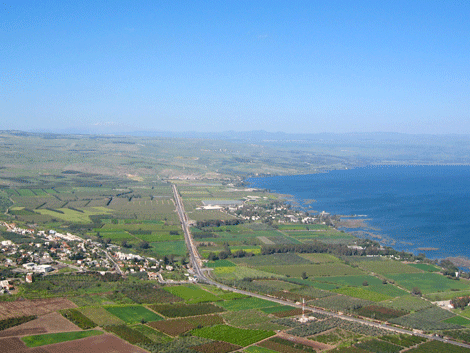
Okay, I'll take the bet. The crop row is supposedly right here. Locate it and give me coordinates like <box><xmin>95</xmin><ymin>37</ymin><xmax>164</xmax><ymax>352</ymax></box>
<box><xmin>191</xmin><ymin>340</ymin><xmax>241</xmax><ymax>353</ymax></box>
<box><xmin>150</xmin><ymin>303</ymin><xmax>224</xmax><ymax>318</ymax></box>
<box><xmin>355</xmin><ymin>305</ymin><xmax>408</xmax><ymax>321</ymax></box>
<box><xmin>139</xmin><ymin>334</ymin><xmax>212</xmax><ymax>353</ymax></box>
<box><xmin>310</xmin><ymin>294</ymin><xmax>372</xmax><ymax>312</ymax></box>
<box><xmin>191</xmin><ymin>324</ymin><xmax>274</xmax><ymax>347</ymax></box>
<box><xmin>148</xmin><ymin>314</ymin><xmax>223</xmax><ymax>336</ymax></box>
<box><xmin>121</xmin><ymin>283</ymin><xmax>183</xmax><ymax>304</ymax></box>
<box><xmin>380</xmin><ymin>334</ymin><xmax>427</xmax><ymax>347</ymax></box>
<box><xmin>103</xmin><ymin>324</ymin><xmax>153</xmax><ymax>344</ymax></box>
<box><xmin>0</xmin><ymin>315</ymin><xmax>37</xmax><ymax>331</ymax></box>
<box><xmin>61</xmin><ymin>309</ymin><xmax>96</xmax><ymax>329</ymax></box>
<box><xmin>355</xmin><ymin>338</ymin><xmax>401</xmax><ymax>353</ymax></box>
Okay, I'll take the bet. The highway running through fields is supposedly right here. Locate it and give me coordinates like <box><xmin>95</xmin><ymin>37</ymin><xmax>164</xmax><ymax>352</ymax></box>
<box><xmin>171</xmin><ymin>184</ymin><xmax>470</xmax><ymax>349</ymax></box>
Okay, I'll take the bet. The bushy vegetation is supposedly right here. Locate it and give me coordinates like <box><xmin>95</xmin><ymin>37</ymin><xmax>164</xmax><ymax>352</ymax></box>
<box><xmin>390</xmin><ymin>307</ymin><xmax>460</xmax><ymax>331</ymax></box>
<box><xmin>104</xmin><ymin>324</ymin><xmax>153</xmax><ymax>344</ymax></box>
<box><xmin>355</xmin><ymin>338</ymin><xmax>401</xmax><ymax>353</ymax></box>
<box><xmin>442</xmin><ymin>329</ymin><xmax>470</xmax><ymax>343</ymax></box>
<box><xmin>356</xmin><ymin>305</ymin><xmax>408</xmax><ymax>321</ymax></box>
<box><xmin>131</xmin><ymin>324</ymin><xmax>173</xmax><ymax>343</ymax></box>
<box><xmin>406</xmin><ymin>340</ymin><xmax>470</xmax><ymax>352</ymax></box>
<box><xmin>148</xmin><ymin>314</ymin><xmax>223</xmax><ymax>336</ymax></box>
<box><xmin>139</xmin><ymin>335</ymin><xmax>212</xmax><ymax>353</ymax></box>
<box><xmin>121</xmin><ymin>282</ymin><xmax>183</xmax><ymax>304</ymax></box>
<box><xmin>288</xmin><ymin>318</ymin><xmax>339</xmax><ymax>337</ymax></box>
<box><xmin>311</xmin><ymin>295</ymin><xmax>372</xmax><ymax>312</ymax></box>
<box><xmin>380</xmin><ymin>334</ymin><xmax>427</xmax><ymax>347</ymax></box>
<box><xmin>61</xmin><ymin>309</ymin><xmax>97</xmax><ymax>329</ymax></box>
<box><xmin>23</xmin><ymin>272</ymin><xmax>122</xmax><ymax>297</ymax></box>
<box><xmin>191</xmin><ymin>324</ymin><xmax>274</xmax><ymax>347</ymax></box>
<box><xmin>0</xmin><ymin>315</ymin><xmax>37</xmax><ymax>331</ymax></box>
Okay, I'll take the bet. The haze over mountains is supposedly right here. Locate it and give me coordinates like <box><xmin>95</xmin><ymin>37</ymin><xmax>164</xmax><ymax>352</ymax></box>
<box><xmin>5</xmin><ymin>129</ymin><xmax>470</xmax><ymax>167</ymax></box>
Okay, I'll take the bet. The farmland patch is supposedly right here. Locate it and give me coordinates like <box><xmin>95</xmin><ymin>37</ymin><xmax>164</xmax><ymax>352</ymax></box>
<box><xmin>333</xmin><ymin>286</ymin><xmax>392</xmax><ymax>302</ymax></box>
<box><xmin>231</xmin><ymin>253</ymin><xmax>312</xmax><ymax>267</ymax></box>
<box><xmin>148</xmin><ymin>314</ymin><xmax>223</xmax><ymax>336</ymax></box>
<box><xmin>191</xmin><ymin>324</ymin><xmax>274</xmax><ymax>347</ymax></box>
<box><xmin>150</xmin><ymin>303</ymin><xmax>224</xmax><ymax>318</ymax></box>
<box><xmin>217</xmin><ymin>297</ymin><xmax>281</xmax><ymax>312</ymax></box>
<box><xmin>387</xmin><ymin>273</ymin><xmax>470</xmax><ymax>294</ymax></box>
<box><xmin>260</xmin><ymin>263</ymin><xmax>364</xmax><ymax>277</ymax></box>
<box><xmin>0</xmin><ymin>298</ymin><xmax>77</xmax><ymax>319</ymax></box>
<box><xmin>357</xmin><ymin>260</ymin><xmax>424</xmax><ymax>275</ymax></box>
<box><xmin>21</xmin><ymin>330</ymin><xmax>103</xmax><ymax>347</ymax></box>
<box><xmin>104</xmin><ymin>305</ymin><xmax>163</xmax><ymax>324</ymax></box>
<box><xmin>163</xmin><ymin>285</ymin><xmax>221</xmax><ymax>303</ymax></box>
<box><xmin>78</xmin><ymin>307</ymin><xmax>125</xmax><ymax>326</ymax></box>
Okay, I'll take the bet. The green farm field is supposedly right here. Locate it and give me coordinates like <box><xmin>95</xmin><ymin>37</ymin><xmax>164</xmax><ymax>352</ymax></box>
<box><xmin>216</xmin><ymin>297</ymin><xmax>281</xmax><ymax>312</ymax></box>
<box><xmin>164</xmin><ymin>285</ymin><xmax>221</xmax><ymax>303</ymax></box>
<box><xmin>356</xmin><ymin>259</ymin><xmax>424</xmax><ymax>275</ymax></box>
<box><xmin>259</xmin><ymin>263</ymin><xmax>364</xmax><ymax>277</ymax></box>
<box><xmin>21</xmin><ymin>330</ymin><xmax>103</xmax><ymax>347</ymax></box>
<box><xmin>150</xmin><ymin>240</ymin><xmax>188</xmax><ymax>256</ymax></box>
<box><xmin>213</xmin><ymin>265</ymin><xmax>283</xmax><ymax>281</ymax></box>
<box><xmin>104</xmin><ymin>305</ymin><xmax>164</xmax><ymax>324</ymax></box>
<box><xmin>231</xmin><ymin>253</ymin><xmax>311</xmax><ymax>267</ymax></box>
<box><xmin>319</xmin><ymin>275</ymin><xmax>408</xmax><ymax>297</ymax></box>
<box><xmin>78</xmin><ymin>307</ymin><xmax>125</xmax><ymax>326</ymax></box>
<box><xmin>36</xmin><ymin>207</ymin><xmax>113</xmax><ymax>223</ymax></box>
<box><xmin>386</xmin><ymin>273</ymin><xmax>470</xmax><ymax>294</ymax></box>
<box><xmin>332</xmin><ymin>286</ymin><xmax>392</xmax><ymax>302</ymax></box>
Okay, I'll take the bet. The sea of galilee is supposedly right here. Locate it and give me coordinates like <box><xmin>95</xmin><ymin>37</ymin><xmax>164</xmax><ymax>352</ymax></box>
<box><xmin>248</xmin><ymin>165</ymin><xmax>470</xmax><ymax>263</ymax></box>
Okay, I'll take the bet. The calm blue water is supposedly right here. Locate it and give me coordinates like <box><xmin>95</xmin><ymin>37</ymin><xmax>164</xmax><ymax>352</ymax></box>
<box><xmin>248</xmin><ymin>166</ymin><xmax>470</xmax><ymax>260</ymax></box>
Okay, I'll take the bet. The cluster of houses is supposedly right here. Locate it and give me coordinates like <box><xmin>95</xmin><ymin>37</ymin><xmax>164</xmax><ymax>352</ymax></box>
<box><xmin>1</xmin><ymin>221</ymin><xmax>195</xmax><ymax>290</ymax></box>
<box><xmin>224</xmin><ymin>198</ymin><xmax>320</xmax><ymax>224</ymax></box>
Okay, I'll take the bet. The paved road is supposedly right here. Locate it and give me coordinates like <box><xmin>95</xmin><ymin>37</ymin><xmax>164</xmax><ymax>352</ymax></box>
<box><xmin>172</xmin><ymin>184</ymin><xmax>470</xmax><ymax>349</ymax></box>
<box><xmin>104</xmin><ymin>249</ymin><xmax>124</xmax><ymax>276</ymax></box>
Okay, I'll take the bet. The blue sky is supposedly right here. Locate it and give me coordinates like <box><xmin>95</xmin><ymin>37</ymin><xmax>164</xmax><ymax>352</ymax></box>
<box><xmin>1</xmin><ymin>1</ymin><xmax>469</xmax><ymax>134</ymax></box>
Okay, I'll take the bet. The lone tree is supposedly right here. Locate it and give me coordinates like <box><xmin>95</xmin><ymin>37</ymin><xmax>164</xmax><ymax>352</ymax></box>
<box><xmin>362</xmin><ymin>280</ymin><xmax>369</xmax><ymax>286</ymax></box>
<box><xmin>411</xmin><ymin>287</ymin><xmax>422</xmax><ymax>296</ymax></box>
<box><xmin>301</xmin><ymin>271</ymin><xmax>308</xmax><ymax>280</ymax></box>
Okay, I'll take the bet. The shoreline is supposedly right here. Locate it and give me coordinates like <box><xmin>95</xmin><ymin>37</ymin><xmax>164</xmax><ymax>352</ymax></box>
<box><xmin>247</xmin><ymin>171</ymin><xmax>470</xmax><ymax>265</ymax></box>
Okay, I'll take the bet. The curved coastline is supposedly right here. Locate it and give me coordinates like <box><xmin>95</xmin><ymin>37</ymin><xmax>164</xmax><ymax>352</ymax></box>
<box><xmin>247</xmin><ymin>165</ymin><xmax>470</xmax><ymax>263</ymax></box>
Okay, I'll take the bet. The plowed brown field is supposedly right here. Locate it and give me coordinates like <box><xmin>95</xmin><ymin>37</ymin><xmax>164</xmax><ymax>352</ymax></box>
<box><xmin>0</xmin><ymin>312</ymin><xmax>81</xmax><ymax>338</ymax></box>
<box><xmin>0</xmin><ymin>299</ymin><xmax>76</xmax><ymax>319</ymax></box>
